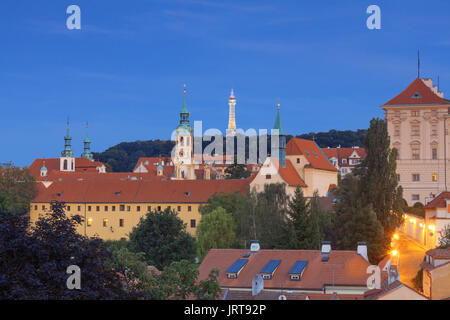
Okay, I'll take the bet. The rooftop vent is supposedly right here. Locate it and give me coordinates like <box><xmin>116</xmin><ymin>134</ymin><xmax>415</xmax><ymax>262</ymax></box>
<box><xmin>184</xmin><ymin>191</ymin><xmax>191</xmax><ymax>197</ymax></box>
<box><xmin>250</xmin><ymin>240</ymin><xmax>260</xmax><ymax>254</ymax></box>
<box><xmin>321</xmin><ymin>256</ymin><xmax>329</xmax><ymax>262</ymax></box>
<box><xmin>289</xmin><ymin>261</ymin><xmax>308</xmax><ymax>281</ymax></box>
<box><xmin>321</xmin><ymin>241</ymin><xmax>331</xmax><ymax>255</ymax></box>
<box><xmin>357</xmin><ymin>242</ymin><xmax>369</xmax><ymax>262</ymax></box>
<box><xmin>260</xmin><ymin>259</ymin><xmax>281</xmax><ymax>280</ymax></box>
<box><xmin>226</xmin><ymin>259</ymin><xmax>248</xmax><ymax>279</ymax></box>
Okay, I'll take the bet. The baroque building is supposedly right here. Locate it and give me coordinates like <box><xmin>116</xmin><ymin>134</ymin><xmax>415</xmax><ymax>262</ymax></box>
<box><xmin>382</xmin><ymin>78</ymin><xmax>450</xmax><ymax>205</ymax></box>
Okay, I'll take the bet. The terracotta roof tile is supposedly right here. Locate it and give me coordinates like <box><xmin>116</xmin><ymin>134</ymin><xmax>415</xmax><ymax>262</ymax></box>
<box><xmin>32</xmin><ymin>178</ymin><xmax>252</xmax><ymax>204</ymax></box>
<box><xmin>383</xmin><ymin>78</ymin><xmax>449</xmax><ymax>106</ymax></box>
<box><xmin>424</xmin><ymin>192</ymin><xmax>450</xmax><ymax>209</ymax></box>
<box><xmin>287</xmin><ymin>138</ymin><xmax>337</xmax><ymax>172</ymax></box>
<box><xmin>198</xmin><ymin>249</ymin><xmax>371</xmax><ymax>291</ymax></box>
<box><xmin>269</xmin><ymin>158</ymin><xmax>306</xmax><ymax>187</ymax></box>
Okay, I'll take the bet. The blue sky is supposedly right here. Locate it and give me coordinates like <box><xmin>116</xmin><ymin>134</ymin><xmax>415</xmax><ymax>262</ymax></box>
<box><xmin>1</xmin><ymin>0</ymin><xmax>449</xmax><ymax>166</ymax></box>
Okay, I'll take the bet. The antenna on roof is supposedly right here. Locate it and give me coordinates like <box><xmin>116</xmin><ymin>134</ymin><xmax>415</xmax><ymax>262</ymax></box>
<box><xmin>438</xmin><ymin>76</ymin><xmax>440</xmax><ymax>92</ymax></box>
<box><xmin>417</xmin><ymin>50</ymin><xmax>420</xmax><ymax>79</ymax></box>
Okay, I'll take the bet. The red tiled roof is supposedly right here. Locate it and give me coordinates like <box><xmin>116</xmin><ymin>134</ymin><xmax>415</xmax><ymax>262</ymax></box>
<box><xmin>425</xmin><ymin>248</ymin><xmax>450</xmax><ymax>260</ymax></box>
<box><xmin>287</xmin><ymin>138</ymin><xmax>337</xmax><ymax>172</ymax></box>
<box><xmin>222</xmin><ymin>289</ymin><xmax>362</xmax><ymax>300</ymax></box>
<box><xmin>198</xmin><ymin>249</ymin><xmax>371</xmax><ymax>291</ymax></box>
<box><xmin>32</xmin><ymin>178</ymin><xmax>252</xmax><ymax>204</ymax></box>
<box><xmin>29</xmin><ymin>158</ymin><xmax>105</xmax><ymax>179</ymax></box>
<box><xmin>269</xmin><ymin>158</ymin><xmax>306</xmax><ymax>187</ymax></box>
<box><xmin>424</xmin><ymin>192</ymin><xmax>450</xmax><ymax>209</ymax></box>
<box><xmin>383</xmin><ymin>78</ymin><xmax>449</xmax><ymax>106</ymax></box>
<box><xmin>323</xmin><ymin>147</ymin><xmax>366</xmax><ymax>167</ymax></box>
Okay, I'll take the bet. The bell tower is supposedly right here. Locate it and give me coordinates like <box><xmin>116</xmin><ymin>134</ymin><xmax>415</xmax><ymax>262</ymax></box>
<box><xmin>60</xmin><ymin>119</ymin><xmax>76</xmax><ymax>172</ymax></box>
<box><xmin>173</xmin><ymin>85</ymin><xmax>195</xmax><ymax>180</ymax></box>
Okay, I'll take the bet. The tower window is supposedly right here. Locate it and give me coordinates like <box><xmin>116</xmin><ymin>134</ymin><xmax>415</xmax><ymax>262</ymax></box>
<box><xmin>63</xmin><ymin>159</ymin><xmax>68</xmax><ymax>170</ymax></box>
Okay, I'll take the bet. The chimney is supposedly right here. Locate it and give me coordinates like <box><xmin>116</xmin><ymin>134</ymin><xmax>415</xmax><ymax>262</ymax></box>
<box><xmin>357</xmin><ymin>242</ymin><xmax>369</xmax><ymax>261</ymax></box>
<box><xmin>321</xmin><ymin>241</ymin><xmax>331</xmax><ymax>255</ymax></box>
<box><xmin>250</xmin><ymin>240</ymin><xmax>260</xmax><ymax>254</ymax></box>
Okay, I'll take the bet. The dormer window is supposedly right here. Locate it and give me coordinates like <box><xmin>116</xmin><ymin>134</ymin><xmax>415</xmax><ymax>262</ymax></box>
<box><xmin>115</xmin><ymin>192</ymin><xmax>121</xmax><ymax>196</ymax></box>
<box><xmin>411</xmin><ymin>92</ymin><xmax>422</xmax><ymax>99</ymax></box>
<box><xmin>260</xmin><ymin>260</ymin><xmax>281</xmax><ymax>280</ymax></box>
<box><xmin>226</xmin><ymin>259</ymin><xmax>248</xmax><ymax>279</ymax></box>
<box><xmin>289</xmin><ymin>261</ymin><xmax>308</xmax><ymax>281</ymax></box>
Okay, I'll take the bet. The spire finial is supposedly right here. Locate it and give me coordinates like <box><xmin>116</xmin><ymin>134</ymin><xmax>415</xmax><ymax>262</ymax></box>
<box><xmin>230</xmin><ymin>88</ymin><xmax>235</xmax><ymax>98</ymax></box>
<box><xmin>184</xmin><ymin>83</ymin><xmax>187</xmax><ymax>95</ymax></box>
<box><xmin>277</xmin><ymin>103</ymin><xmax>280</xmax><ymax>110</ymax></box>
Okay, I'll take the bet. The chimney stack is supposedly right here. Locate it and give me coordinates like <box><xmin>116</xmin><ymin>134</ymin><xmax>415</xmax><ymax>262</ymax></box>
<box><xmin>357</xmin><ymin>242</ymin><xmax>369</xmax><ymax>261</ymax></box>
<box><xmin>321</xmin><ymin>241</ymin><xmax>331</xmax><ymax>255</ymax></box>
<box><xmin>250</xmin><ymin>240</ymin><xmax>260</xmax><ymax>254</ymax></box>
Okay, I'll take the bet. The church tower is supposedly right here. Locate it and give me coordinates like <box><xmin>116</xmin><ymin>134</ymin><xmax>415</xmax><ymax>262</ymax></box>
<box><xmin>227</xmin><ymin>89</ymin><xmax>237</xmax><ymax>136</ymax></box>
<box><xmin>173</xmin><ymin>85</ymin><xmax>195</xmax><ymax>180</ymax></box>
<box><xmin>60</xmin><ymin>120</ymin><xmax>75</xmax><ymax>172</ymax></box>
<box><xmin>273</xmin><ymin>104</ymin><xmax>286</xmax><ymax>168</ymax></box>
<box><xmin>81</xmin><ymin>122</ymin><xmax>94</xmax><ymax>160</ymax></box>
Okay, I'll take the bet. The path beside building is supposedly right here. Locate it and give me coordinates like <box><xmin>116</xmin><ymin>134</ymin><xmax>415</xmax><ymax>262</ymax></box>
<box><xmin>397</xmin><ymin>232</ymin><xmax>427</xmax><ymax>287</ymax></box>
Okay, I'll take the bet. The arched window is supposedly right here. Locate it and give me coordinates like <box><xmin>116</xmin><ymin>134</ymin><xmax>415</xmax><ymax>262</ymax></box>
<box><xmin>63</xmin><ymin>159</ymin><xmax>68</xmax><ymax>170</ymax></box>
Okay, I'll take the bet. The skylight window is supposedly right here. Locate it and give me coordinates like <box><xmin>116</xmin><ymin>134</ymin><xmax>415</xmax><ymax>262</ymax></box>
<box><xmin>260</xmin><ymin>260</ymin><xmax>281</xmax><ymax>280</ymax></box>
<box><xmin>226</xmin><ymin>259</ymin><xmax>248</xmax><ymax>279</ymax></box>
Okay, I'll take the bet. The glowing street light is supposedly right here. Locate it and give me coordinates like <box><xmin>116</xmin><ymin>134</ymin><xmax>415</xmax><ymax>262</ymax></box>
<box><xmin>393</xmin><ymin>233</ymin><xmax>399</xmax><ymax>240</ymax></box>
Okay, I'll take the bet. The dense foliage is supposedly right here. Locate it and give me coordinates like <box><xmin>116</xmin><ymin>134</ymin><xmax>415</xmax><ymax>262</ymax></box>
<box><xmin>0</xmin><ymin>162</ymin><xmax>37</xmax><ymax>215</ymax></box>
<box><xmin>129</xmin><ymin>208</ymin><xmax>197</xmax><ymax>270</ymax></box>
<box><xmin>106</xmin><ymin>247</ymin><xmax>221</xmax><ymax>300</ymax></box>
<box><xmin>0</xmin><ymin>201</ymin><xmax>131</xmax><ymax>300</ymax></box>
<box><xmin>197</xmin><ymin>207</ymin><xmax>236</xmax><ymax>261</ymax></box>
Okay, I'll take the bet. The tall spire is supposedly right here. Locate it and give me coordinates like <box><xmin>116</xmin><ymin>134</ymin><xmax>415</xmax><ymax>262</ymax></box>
<box><xmin>273</xmin><ymin>103</ymin><xmax>286</xmax><ymax>168</ymax></box>
<box><xmin>227</xmin><ymin>88</ymin><xmax>237</xmax><ymax>136</ymax></box>
<box><xmin>61</xmin><ymin>118</ymin><xmax>74</xmax><ymax>157</ymax></box>
<box><xmin>273</xmin><ymin>103</ymin><xmax>285</xmax><ymax>136</ymax></box>
<box><xmin>81</xmin><ymin>121</ymin><xmax>94</xmax><ymax>160</ymax></box>
<box><xmin>177</xmin><ymin>84</ymin><xmax>192</xmax><ymax>132</ymax></box>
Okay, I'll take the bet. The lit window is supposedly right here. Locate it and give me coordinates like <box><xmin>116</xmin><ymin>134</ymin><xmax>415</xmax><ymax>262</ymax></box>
<box><xmin>103</xmin><ymin>219</ymin><xmax>108</xmax><ymax>227</ymax></box>
<box><xmin>432</xmin><ymin>174</ymin><xmax>438</xmax><ymax>182</ymax></box>
<box><xmin>87</xmin><ymin>218</ymin><xmax>93</xmax><ymax>227</ymax></box>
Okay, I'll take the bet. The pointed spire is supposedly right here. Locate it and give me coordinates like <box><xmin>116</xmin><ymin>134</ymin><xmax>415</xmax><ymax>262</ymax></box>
<box><xmin>61</xmin><ymin>118</ymin><xmax>74</xmax><ymax>157</ymax></box>
<box><xmin>230</xmin><ymin>88</ymin><xmax>235</xmax><ymax>99</ymax></box>
<box><xmin>82</xmin><ymin>121</ymin><xmax>94</xmax><ymax>160</ymax></box>
<box><xmin>180</xmin><ymin>84</ymin><xmax>189</xmax><ymax>114</ymax></box>
<box><xmin>273</xmin><ymin>103</ymin><xmax>285</xmax><ymax>136</ymax></box>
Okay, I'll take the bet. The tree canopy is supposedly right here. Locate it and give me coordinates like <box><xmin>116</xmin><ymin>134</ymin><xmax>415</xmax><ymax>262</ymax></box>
<box><xmin>129</xmin><ymin>208</ymin><xmax>197</xmax><ymax>270</ymax></box>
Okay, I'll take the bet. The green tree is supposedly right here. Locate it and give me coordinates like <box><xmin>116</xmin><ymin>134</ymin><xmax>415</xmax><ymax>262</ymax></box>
<box><xmin>225</xmin><ymin>163</ymin><xmax>251</xmax><ymax>180</ymax></box>
<box><xmin>129</xmin><ymin>208</ymin><xmax>197</xmax><ymax>270</ymax></box>
<box><xmin>287</xmin><ymin>186</ymin><xmax>321</xmax><ymax>249</ymax></box>
<box><xmin>107</xmin><ymin>247</ymin><xmax>220</xmax><ymax>300</ymax></box>
<box><xmin>353</xmin><ymin>118</ymin><xmax>404</xmax><ymax>242</ymax></box>
<box><xmin>197</xmin><ymin>207</ymin><xmax>236</xmax><ymax>260</ymax></box>
<box><xmin>0</xmin><ymin>201</ymin><xmax>131</xmax><ymax>299</ymax></box>
<box><xmin>0</xmin><ymin>163</ymin><xmax>37</xmax><ymax>215</ymax></box>
<box><xmin>412</xmin><ymin>268</ymin><xmax>423</xmax><ymax>293</ymax></box>
<box><xmin>438</xmin><ymin>225</ymin><xmax>450</xmax><ymax>249</ymax></box>
<box><xmin>334</xmin><ymin>174</ymin><xmax>386</xmax><ymax>263</ymax></box>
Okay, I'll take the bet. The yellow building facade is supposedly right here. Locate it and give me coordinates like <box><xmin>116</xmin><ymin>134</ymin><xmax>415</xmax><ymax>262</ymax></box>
<box><xmin>30</xmin><ymin>178</ymin><xmax>251</xmax><ymax>241</ymax></box>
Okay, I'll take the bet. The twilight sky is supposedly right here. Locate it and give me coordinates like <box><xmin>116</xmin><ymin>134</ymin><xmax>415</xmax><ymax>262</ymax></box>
<box><xmin>1</xmin><ymin>0</ymin><xmax>449</xmax><ymax>166</ymax></box>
